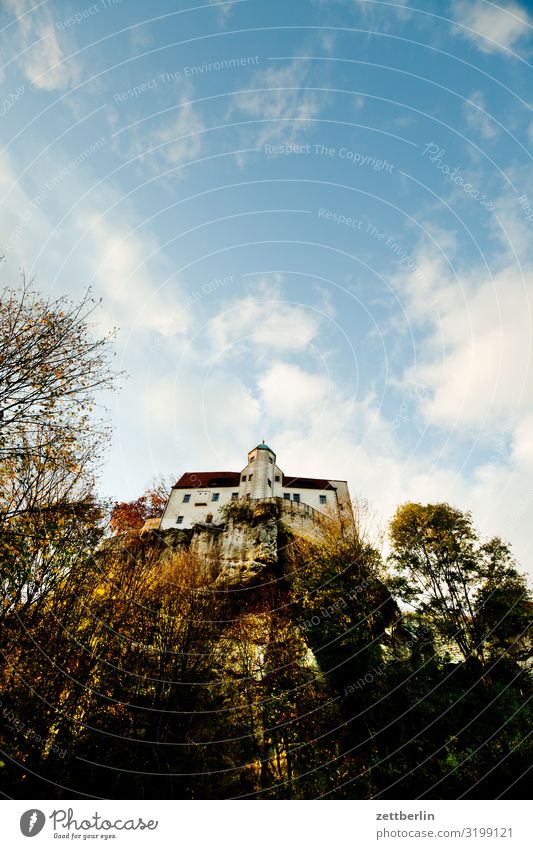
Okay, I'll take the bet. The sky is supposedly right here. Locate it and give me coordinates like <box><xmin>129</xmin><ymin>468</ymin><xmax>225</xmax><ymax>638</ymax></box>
<box><xmin>1</xmin><ymin>0</ymin><xmax>533</xmax><ymax>574</ymax></box>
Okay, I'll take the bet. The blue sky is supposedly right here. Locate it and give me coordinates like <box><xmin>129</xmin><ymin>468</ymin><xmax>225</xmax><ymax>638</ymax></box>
<box><xmin>1</xmin><ymin>0</ymin><xmax>533</xmax><ymax>572</ymax></box>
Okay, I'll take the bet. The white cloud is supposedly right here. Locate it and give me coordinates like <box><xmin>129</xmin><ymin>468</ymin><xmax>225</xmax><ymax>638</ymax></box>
<box><xmin>258</xmin><ymin>363</ymin><xmax>332</xmax><ymax>421</ymax></box>
<box><xmin>123</xmin><ymin>86</ymin><xmax>206</xmax><ymax>173</ymax></box>
<box><xmin>312</xmin><ymin>0</ymin><xmax>413</xmax><ymax>27</ymax></box>
<box><xmin>144</xmin><ymin>369</ymin><xmax>260</xmax><ymax>467</ymax></box>
<box><xmin>146</xmin><ymin>98</ymin><xmax>205</xmax><ymax>168</ymax></box>
<box><xmin>101</xmin><ymin>363</ymin><xmax>261</xmax><ymax>500</ymax></box>
<box><xmin>258</xmin><ymin>376</ymin><xmax>390</xmax><ymax>483</ymax></box>
<box><xmin>207</xmin><ymin>282</ymin><xmax>323</xmax><ymax>358</ymax></box>
<box><xmin>230</xmin><ymin>59</ymin><xmax>321</xmax><ymax>151</ymax></box>
<box><xmin>491</xmin><ymin>163</ymin><xmax>533</xmax><ymax>258</ymax></box>
<box><xmin>81</xmin><ymin>213</ymin><xmax>190</xmax><ymax>338</ymax></box>
<box><xmin>0</xmin><ymin>145</ymin><xmax>190</xmax><ymax>340</ymax></box>
<box><xmin>0</xmin><ymin>149</ymin><xmax>57</xmax><ymax>263</ymax></box>
<box><xmin>381</xmin><ymin>233</ymin><xmax>533</xmax><ymax>568</ymax></box>
<box><xmin>3</xmin><ymin>0</ymin><xmax>81</xmax><ymax>91</ymax></box>
<box><xmin>396</xmin><ymin>248</ymin><xmax>533</xmax><ymax>431</ymax></box>
<box><xmin>451</xmin><ymin>0</ymin><xmax>531</xmax><ymax>55</ymax></box>
<box><xmin>209</xmin><ymin>0</ymin><xmax>239</xmax><ymax>19</ymax></box>
<box><xmin>511</xmin><ymin>411</ymin><xmax>533</xmax><ymax>467</ymax></box>
<box><xmin>319</xmin><ymin>31</ymin><xmax>337</xmax><ymax>53</ymax></box>
<box><xmin>464</xmin><ymin>90</ymin><xmax>499</xmax><ymax>139</ymax></box>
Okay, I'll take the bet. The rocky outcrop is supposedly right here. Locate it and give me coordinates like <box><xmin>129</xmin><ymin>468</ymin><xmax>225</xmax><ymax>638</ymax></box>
<box><xmin>111</xmin><ymin>498</ymin><xmax>329</xmax><ymax>588</ymax></box>
<box><xmin>125</xmin><ymin>499</ymin><xmax>296</xmax><ymax>587</ymax></box>
<box><xmin>103</xmin><ymin>499</ymin><xmax>412</xmax><ymax>689</ymax></box>
<box><xmin>190</xmin><ymin>499</ymin><xmax>280</xmax><ymax>586</ymax></box>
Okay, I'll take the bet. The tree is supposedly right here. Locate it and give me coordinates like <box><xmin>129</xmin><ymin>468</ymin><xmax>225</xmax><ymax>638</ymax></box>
<box><xmin>109</xmin><ymin>476</ymin><xmax>173</xmax><ymax>534</ymax></box>
<box><xmin>2</xmin><ymin>496</ymin><xmax>531</xmax><ymax>800</ymax></box>
<box><xmin>388</xmin><ymin>502</ymin><xmax>532</xmax><ymax>665</ymax></box>
<box><xmin>0</xmin><ymin>279</ymin><xmax>119</xmax><ymax>618</ymax></box>
<box><xmin>0</xmin><ymin>278</ymin><xmax>118</xmax><ymax>515</ymax></box>
<box><xmin>0</xmin><ymin>495</ymin><xmax>104</xmax><ymax>625</ymax></box>
<box><xmin>474</xmin><ymin>538</ymin><xmax>532</xmax><ymax>662</ymax></box>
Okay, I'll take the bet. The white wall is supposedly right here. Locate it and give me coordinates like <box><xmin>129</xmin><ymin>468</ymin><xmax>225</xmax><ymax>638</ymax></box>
<box><xmin>279</xmin><ymin>487</ymin><xmax>335</xmax><ymax>513</ymax></box>
<box><xmin>160</xmin><ymin>486</ymin><xmax>238</xmax><ymax>529</ymax></box>
<box><xmin>159</xmin><ymin>443</ymin><xmax>351</xmax><ymax>530</ymax></box>
<box><xmin>329</xmin><ymin>480</ymin><xmax>352</xmax><ymax>516</ymax></box>
<box><xmin>160</xmin><ymin>479</ymin><xmax>351</xmax><ymax>530</ymax></box>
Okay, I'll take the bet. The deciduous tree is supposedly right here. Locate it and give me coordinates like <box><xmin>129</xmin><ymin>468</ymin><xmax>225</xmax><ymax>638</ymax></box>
<box><xmin>388</xmin><ymin>502</ymin><xmax>532</xmax><ymax>665</ymax></box>
<box><xmin>109</xmin><ymin>476</ymin><xmax>173</xmax><ymax>534</ymax></box>
<box><xmin>0</xmin><ymin>278</ymin><xmax>119</xmax><ymax>618</ymax></box>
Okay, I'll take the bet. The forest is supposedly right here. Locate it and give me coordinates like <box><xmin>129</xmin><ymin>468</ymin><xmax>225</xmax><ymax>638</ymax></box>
<box><xmin>1</xmin><ymin>282</ymin><xmax>531</xmax><ymax>800</ymax></box>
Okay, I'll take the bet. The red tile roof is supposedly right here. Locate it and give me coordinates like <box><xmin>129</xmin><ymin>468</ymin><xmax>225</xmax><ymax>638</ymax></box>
<box><xmin>283</xmin><ymin>476</ymin><xmax>337</xmax><ymax>490</ymax></box>
<box><xmin>174</xmin><ymin>471</ymin><xmax>241</xmax><ymax>489</ymax></box>
<box><xmin>174</xmin><ymin>471</ymin><xmax>339</xmax><ymax>491</ymax></box>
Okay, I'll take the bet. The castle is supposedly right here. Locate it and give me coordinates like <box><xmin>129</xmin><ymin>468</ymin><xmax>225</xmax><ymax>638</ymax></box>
<box><xmin>159</xmin><ymin>442</ymin><xmax>351</xmax><ymax>530</ymax></box>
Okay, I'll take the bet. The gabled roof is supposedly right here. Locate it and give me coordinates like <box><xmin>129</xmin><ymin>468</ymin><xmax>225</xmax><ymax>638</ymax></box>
<box><xmin>173</xmin><ymin>471</ymin><xmax>340</xmax><ymax>491</ymax></box>
<box><xmin>173</xmin><ymin>471</ymin><xmax>241</xmax><ymax>489</ymax></box>
<box><xmin>283</xmin><ymin>475</ymin><xmax>337</xmax><ymax>490</ymax></box>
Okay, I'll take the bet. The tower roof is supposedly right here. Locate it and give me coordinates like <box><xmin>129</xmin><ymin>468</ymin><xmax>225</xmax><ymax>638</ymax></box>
<box><xmin>254</xmin><ymin>441</ymin><xmax>273</xmax><ymax>452</ymax></box>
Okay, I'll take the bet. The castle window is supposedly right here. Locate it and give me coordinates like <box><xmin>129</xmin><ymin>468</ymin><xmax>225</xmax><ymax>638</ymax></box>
<box><xmin>275</xmin><ymin>475</ymin><xmax>280</xmax><ymax>482</ymax></box>
<box><xmin>320</xmin><ymin>495</ymin><xmax>327</xmax><ymax>504</ymax></box>
<box><xmin>206</xmin><ymin>513</ymin><xmax>213</xmax><ymax>523</ymax></box>
<box><xmin>177</xmin><ymin>516</ymin><xmax>184</xmax><ymax>524</ymax></box>
<box><xmin>241</xmin><ymin>475</ymin><xmax>246</xmax><ymax>482</ymax></box>
<box><xmin>283</xmin><ymin>493</ymin><xmax>291</xmax><ymax>500</ymax></box>
<box><xmin>293</xmin><ymin>493</ymin><xmax>300</xmax><ymax>503</ymax></box>
<box><xmin>269</xmin><ymin>456</ymin><xmax>273</xmax><ymax>463</ymax></box>
<box><xmin>248</xmin><ymin>474</ymin><xmax>253</xmax><ymax>481</ymax></box>
<box><xmin>212</xmin><ymin>493</ymin><xmax>220</xmax><ymax>502</ymax></box>
<box><xmin>231</xmin><ymin>492</ymin><xmax>239</xmax><ymax>501</ymax></box>
<box><xmin>268</xmin><ymin>479</ymin><xmax>272</xmax><ymax>488</ymax></box>
<box><xmin>183</xmin><ymin>494</ymin><xmax>191</xmax><ymax>503</ymax></box>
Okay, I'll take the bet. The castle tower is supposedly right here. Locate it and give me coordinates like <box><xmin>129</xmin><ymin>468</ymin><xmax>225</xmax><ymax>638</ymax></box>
<box><xmin>239</xmin><ymin>442</ymin><xmax>276</xmax><ymax>500</ymax></box>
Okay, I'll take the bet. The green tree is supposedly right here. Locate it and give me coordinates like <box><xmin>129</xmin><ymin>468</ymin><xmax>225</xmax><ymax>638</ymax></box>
<box><xmin>388</xmin><ymin>502</ymin><xmax>532</xmax><ymax>665</ymax></box>
<box><xmin>474</xmin><ymin>538</ymin><xmax>531</xmax><ymax>662</ymax></box>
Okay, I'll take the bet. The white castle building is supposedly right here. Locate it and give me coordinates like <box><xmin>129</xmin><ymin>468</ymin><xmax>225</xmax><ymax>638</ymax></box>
<box><xmin>159</xmin><ymin>442</ymin><xmax>351</xmax><ymax>530</ymax></box>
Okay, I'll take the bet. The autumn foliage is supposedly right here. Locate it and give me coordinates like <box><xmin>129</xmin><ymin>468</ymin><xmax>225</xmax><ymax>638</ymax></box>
<box><xmin>109</xmin><ymin>478</ymin><xmax>171</xmax><ymax>534</ymax></box>
<box><xmin>0</xmin><ymin>280</ymin><xmax>117</xmax><ymax>625</ymax></box>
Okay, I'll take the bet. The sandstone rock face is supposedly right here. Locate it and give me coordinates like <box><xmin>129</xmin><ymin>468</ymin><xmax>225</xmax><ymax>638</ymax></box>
<box><xmin>133</xmin><ymin>498</ymin><xmax>328</xmax><ymax>587</ymax></box>
<box><xmin>136</xmin><ymin>499</ymin><xmax>317</xmax><ymax>584</ymax></box>
<box><xmin>189</xmin><ymin>501</ymin><xmax>280</xmax><ymax>586</ymax></box>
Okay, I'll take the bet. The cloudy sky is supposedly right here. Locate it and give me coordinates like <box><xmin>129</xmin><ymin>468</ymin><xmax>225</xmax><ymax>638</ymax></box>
<box><xmin>1</xmin><ymin>0</ymin><xmax>533</xmax><ymax>572</ymax></box>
